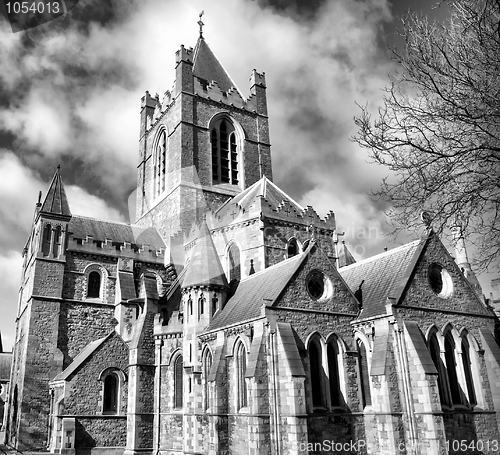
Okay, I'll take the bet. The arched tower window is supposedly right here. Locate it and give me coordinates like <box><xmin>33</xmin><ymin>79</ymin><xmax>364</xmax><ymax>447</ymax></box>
<box><xmin>228</xmin><ymin>243</ymin><xmax>241</xmax><ymax>282</ymax></box>
<box><xmin>42</xmin><ymin>224</ymin><xmax>52</xmax><ymax>256</ymax></box>
<box><xmin>87</xmin><ymin>271</ymin><xmax>101</xmax><ymax>298</ymax></box>
<box><xmin>461</xmin><ymin>337</ymin><xmax>476</xmax><ymax>405</ymax></box>
<box><xmin>235</xmin><ymin>341</ymin><xmax>247</xmax><ymax>409</ymax></box>
<box><xmin>211</xmin><ymin>119</ymin><xmax>239</xmax><ymax>185</ymax></box>
<box><xmin>444</xmin><ymin>333</ymin><xmax>461</xmax><ymax>405</ymax></box>
<box><xmin>174</xmin><ymin>354</ymin><xmax>183</xmax><ymax>409</ymax></box>
<box><xmin>357</xmin><ymin>339</ymin><xmax>371</xmax><ymax>408</ymax></box>
<box><xmin>154</xmin><ymin>129</ymin><xmax>167</xmax><ymax>197</ymax></box>
<box><xmin>327</xmin><ymin>341</ymin><xmax>341</xmax><ymax>407</ymax></box>
<box><xmin>103</xmin><ymin>373</ymin><xmax>119</xmax><ymax>414</ymax></box>
<box><xmin>52</xmin><ymin>225</ymin><xmax>62</xmax><ymax>258</ymax></box>
<box><xmin>429</xmin><ymin>333</ymin><xmax>447</xmax><ymax>404</ymax></box>
<box><xmin>202</xmin><ymin>349</ymin><xmax>213</xmax><ymax>411</ymax></box>
<box><xmin>308</xmin><ymin>338</ymin><xmax>324</xmax><ymax>407</ymax></box>
<box><xmin>287</xmin><ymin>238</ymin><xmax>299</xmax><ymax>258</ymax></box>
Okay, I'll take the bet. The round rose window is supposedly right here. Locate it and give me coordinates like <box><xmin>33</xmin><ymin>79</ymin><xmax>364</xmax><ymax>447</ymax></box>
<box><xmin>306</xmin><ymin>270</ymin><xmax>332</xmax><ymax>301</ymax></box>
<box><xmin>428</xmin><ymin>263</ymin><xmax>453</xmax><ymax>298</ymax></box>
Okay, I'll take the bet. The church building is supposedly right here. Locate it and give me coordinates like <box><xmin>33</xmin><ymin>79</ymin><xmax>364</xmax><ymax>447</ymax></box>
<box><xmin>4</xmin><ymin>25</ymin><xmax>500</xmax><ymax>455</ymax></box>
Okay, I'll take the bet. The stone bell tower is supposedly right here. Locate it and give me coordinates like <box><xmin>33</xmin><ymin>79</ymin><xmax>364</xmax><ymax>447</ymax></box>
<box><xmin>135</xmin><ymin>19</ymin><xmax>272</xmax><ymax>239</ymax></box>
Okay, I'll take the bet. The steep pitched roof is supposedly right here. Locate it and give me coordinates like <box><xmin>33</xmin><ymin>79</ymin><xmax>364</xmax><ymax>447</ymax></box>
<box><xmin>68</xmin><ymin>215</ymin><xmax>165</xmax><ymax>250</ymax></box>
<box><xmin>338</xmin><ymin>241</ymin><xmax>356</xmax><ymax>268</ymax></box>
<box><xmin>339</xmin><ymin>239</ymin><xmax>425</xmax><ymax>319</ymax></box>
<box><xmin>205</xmin><ymin>251</ymin><xmax>308</xmax><ymax>331</ymax></box>
<box><xmin>183</xmin><ymin>222</ymin><xmax>228</xmax><ymax>288</ymax></box>
<box><xmin>40</xmin><ymin>166</ymin><xmax>71</xmax><ymax>217</ymax></box>
<box><xmin>192</xmin><ymin>37</ymin><xmax>238</xmax><ymax>94</ymax></box>
<box><xmin>216</xmin><ymin>175</ymin><xmax>304</xmax><ymax>219</ymax></box>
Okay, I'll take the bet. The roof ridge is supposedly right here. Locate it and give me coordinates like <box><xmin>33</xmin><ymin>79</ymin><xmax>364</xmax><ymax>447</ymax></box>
<box><xmin>72</xmin><ymin>214</ymin><xmax>137</xmax><ymax>228</ymax></box>
<box><xmin>341</xmin><ymin>239</ymin><xmax>422</xmax><ymax>270</ymax></box>
<box><xmin>239</xmin><ymin>250</ymin><xmax>307</xmax><ymax>282</ymax></box>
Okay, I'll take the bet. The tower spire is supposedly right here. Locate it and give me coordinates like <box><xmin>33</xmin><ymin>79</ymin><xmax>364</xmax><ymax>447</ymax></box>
<box><xmin>198</xmin><ymin>10</ymin><xmax>205</xmax><ymax>39</ymax></box>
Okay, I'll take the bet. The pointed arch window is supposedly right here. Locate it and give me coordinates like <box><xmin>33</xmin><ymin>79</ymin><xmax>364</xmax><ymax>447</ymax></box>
<box><xmin>211</xmin><ymin>119</ymin><xmax>239</xmax><ymax>185</ymax></box>
<box><xmin>309</xmin><ymin>338</ymin><xmax>324</xmax><ymax>407</ymax></box>
<box><xmin>235</xmin><ymin>341</ymin><xmax>247</xmax><ymax>409</ymax></box>
<box><xmin>174</xmin><ymin>354</ymin><xmax>183</xmax><ymax>409</ymax></box>
<box><xmin>202</xmin><ymin>349</ymin><xmax>213</xmax><ymax>411</ymax></box>
<box><xmin>461</xmin><ymin>337</ymin><xmax>476</xmax><ymax>405</ymax></box>
<box><xmin>228</xmin><ymin>243</ymin><xmax>241</xmax><ymax>282</ymax></box>
<box><xmin>357</xmin><ymin>339</ymin><xmax>371</xmax><ymax>408</ymax></box>
<box><xmin>444</xmin><ymin>334</ymin><xmax>461</xmax><ymax>405</ymax></box>
<box><xmin>87</xmin><ymin>271</ymin><xmax>101</xmax><ymax>298</ymax></box>
<box><xmin>327</xmin><ymin>342</ymin><xmax>341</xmax><ymax>407</ymax></box>
<box><xmin>42</xmin><ymin>224</ymin><xmax>52</xmax><ymax>256</ymax></box>
<box><xmin>429</xmin><ymin>334</ymin><xmax>448</xmax><ymax>404</ymax></box>
<box><xmin>154</xmin><ymin>129</ymin><xmax>167</xmax><ymax>197</ymax></box>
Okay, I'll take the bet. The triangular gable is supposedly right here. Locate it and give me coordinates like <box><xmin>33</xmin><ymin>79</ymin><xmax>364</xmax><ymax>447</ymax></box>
<box><xmin>396</xmin><ymin>231</ymin><xmax>491</xmax><ymax>315</ymax></box>
<box><xmin>205</xmin><ymin>250</ymin><xmax>308</xmax><ymax>332</ymax></box>
<box><xmin>51</xmin><ymin>331</ymin><xmax>119</xmax><ymax>382</ymax></box>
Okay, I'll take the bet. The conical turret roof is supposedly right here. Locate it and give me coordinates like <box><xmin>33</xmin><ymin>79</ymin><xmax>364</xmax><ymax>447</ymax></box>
<box><xmin>192</xmin><ymin>37</ymin><xmax>239</xmax><ymax>94</ymax></box>
<box><xmin>40</xmin><ymin>166</ymin><xmax>71</xmax><ymax>217</ymax></box>
<box><xmin>183</xmin><ymin>221</ymin><xmax>228</xmax><ymax>288</ymax></box>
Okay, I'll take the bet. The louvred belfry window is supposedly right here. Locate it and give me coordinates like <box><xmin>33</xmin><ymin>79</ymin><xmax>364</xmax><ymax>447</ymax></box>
<box><xmin>211</xmin><ymin>119</ymin><xmax>239</xmax><ymax>185</ymax></box>
<box><xmin>154</xmin><ymin>130</ymin><xmax>167</xmax><ymax>196</ymax></box>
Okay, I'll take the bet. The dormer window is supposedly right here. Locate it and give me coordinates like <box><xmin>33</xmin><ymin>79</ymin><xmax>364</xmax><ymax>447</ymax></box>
<box><xmin>154</xmin><ymin>129</ymin><xmax>167</xmax><ymax>197</ymax></box>
<box><xmin>211</xmin><ymin>119</ymin><xmax>239</xmax><ymax>185</ymax></box>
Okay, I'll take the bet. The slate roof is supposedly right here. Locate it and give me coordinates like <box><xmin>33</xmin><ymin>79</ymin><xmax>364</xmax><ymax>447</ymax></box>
<box><xmin>192</xmin><ymin>37</ymin><xmax>238</xmax><ymax>94</ymax></box>
<box><xmin>40</xmin><ymin>166</ymin><xmax>71</xmax><ymax>217</ymax></box>
<box><xmin>0</xmin><ymin>352</ymin><xmax>12</xmax><ymax>382</ymax></box>
<box><xmin>183</xmin><ymin>222</ymin><xmax>228</xmax><ymax>289</ymax></box>
<box><xmin>51</xmin><ymin>332</ymin><xmax>113</xmax><ymax>382</ymax></box>
<box><xmin>205</xmin><ymin>251</ymin><xmax>308</xmax><ymax>331</ymax></box>
<box><xmin>339</xmin><ymin>239</ymin><xmax>425</xmax><ymax>319</ymax></box>
<box><xmin>68</xmin><ymin>215</ymin><xmax>165</xmax><ymax>250</ymax></box>
<box><xmin>338</xmin><ymin>241</ymin><xmax>356</xmax><ymax>268</ymax></box>
<box><xmin>216</xmin><ymin>175</ymin><xmax>304</xmax><ymax>219</ymax></box>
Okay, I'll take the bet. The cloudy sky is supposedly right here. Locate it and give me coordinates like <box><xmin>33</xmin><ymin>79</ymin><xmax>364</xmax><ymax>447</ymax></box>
<box><xmin>0</xmin><ymin>0</ymin><xmax>495</xmax><ymax>351</ymax></box>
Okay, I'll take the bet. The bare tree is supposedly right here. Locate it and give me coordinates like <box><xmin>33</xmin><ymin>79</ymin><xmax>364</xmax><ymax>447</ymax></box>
<box><xmin>353</xmin><ymin>0</ymin><xmax>500</xmax><ymax>271</ymax></box>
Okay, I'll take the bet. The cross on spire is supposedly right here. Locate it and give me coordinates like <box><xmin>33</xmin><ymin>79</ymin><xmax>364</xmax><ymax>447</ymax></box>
<box><xmin>198</xmin><ymin>11</ymin><xmax>205</xmax><ymax>38</ymax></box>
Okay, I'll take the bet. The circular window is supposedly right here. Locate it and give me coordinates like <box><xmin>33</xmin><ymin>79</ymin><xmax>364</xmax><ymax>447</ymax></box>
<box><xmin>428</xmin><ymin>263</ymin><xmax>453</xmax><ymax>298</ymax></box>
<box><xmin>306</xmin><ymin>270</ymin><xmax>332</xmax><ymax>301</ymax></box>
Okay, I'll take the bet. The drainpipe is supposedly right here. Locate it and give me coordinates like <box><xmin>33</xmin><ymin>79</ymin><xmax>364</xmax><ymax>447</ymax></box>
<box><xmin>155</xmin><ymin>337</ymin><xmax>163</xmax><ymax>455</ymax></box>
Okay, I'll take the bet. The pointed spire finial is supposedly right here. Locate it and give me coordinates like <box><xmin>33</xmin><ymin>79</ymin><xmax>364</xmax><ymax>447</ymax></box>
<box><xmin>198</xmin><ymin>10</ymin><xmax>205</xmax><ymax>38</ymax></box>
